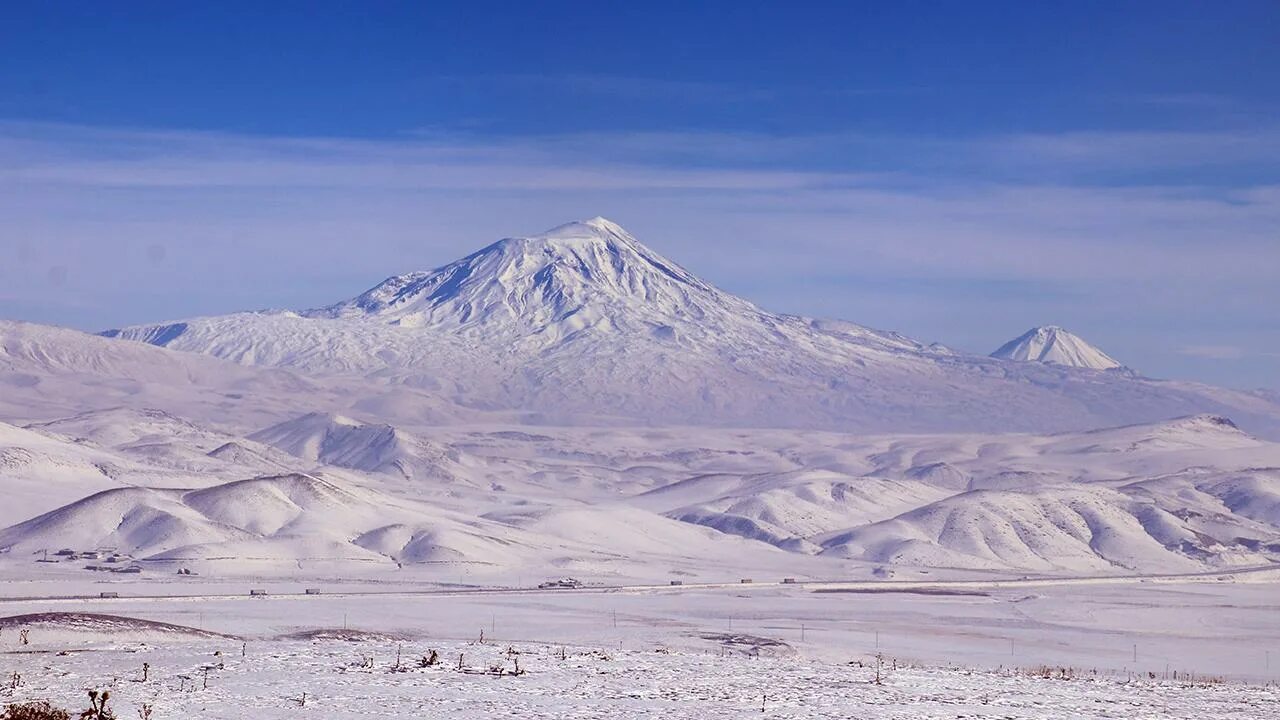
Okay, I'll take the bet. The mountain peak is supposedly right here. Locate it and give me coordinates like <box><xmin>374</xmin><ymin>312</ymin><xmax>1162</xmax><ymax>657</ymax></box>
<box><xmin>305</xmin><ymin>217</ymin><xmax>731</xmax><ymax>335</ymax></box>
<box><xmin>991</xmin><ymin>326</ymin><xmax>1123</xmax><ymax>370</ymax></box>
<box><xmin>486</xmin><ymin>216</ymin><xmax>643</xmax><ymax>256</ymax></box>
<box><xmin>540</xmin><ymin>216</ymin><xmax>631</xmax><ymax>240</ymax></box>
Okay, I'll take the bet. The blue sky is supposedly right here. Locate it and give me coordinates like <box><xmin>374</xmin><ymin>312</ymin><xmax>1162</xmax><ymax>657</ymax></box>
<box><xmin>1</xmin><ymin>2</ymin><xmax>1277</xmax><ymax>387</ymax></box>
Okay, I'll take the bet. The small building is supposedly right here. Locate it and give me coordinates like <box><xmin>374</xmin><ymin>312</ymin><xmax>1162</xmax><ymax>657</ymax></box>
<box><xmin>537</xmin><ymin>577</ymin><xmax>583</xmax><ymax>589</ymax></box>
<box><xmin>116</xmin><ymin>566</ymin><xmax>142</xmax><ymax>574</ymax></box>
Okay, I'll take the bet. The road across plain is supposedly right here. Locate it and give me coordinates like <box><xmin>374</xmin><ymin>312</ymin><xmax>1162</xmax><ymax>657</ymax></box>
<box><xmin>1</xmin><ymin>562</ymin><xmax>1275</xmax><ymax>607</ymax></box>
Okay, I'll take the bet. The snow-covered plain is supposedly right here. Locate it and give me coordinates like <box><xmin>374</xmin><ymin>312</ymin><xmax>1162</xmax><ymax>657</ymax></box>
<box><xmin>5</xmin><ymin>637</ymin><xmax>1276</xmax><ymax>719</ymax></box>
<box><xmin>2</xmin><ymin>218</ymin><xmax>1279</xmax><ymax>716</ymax></box>
<box><xmin>1</xmin><ymin>578</ymin><xmax>1277</xmax><ymax>719</ymax></box>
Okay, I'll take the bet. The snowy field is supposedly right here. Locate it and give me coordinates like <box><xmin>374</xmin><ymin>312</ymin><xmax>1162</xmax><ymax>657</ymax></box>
<box><xmin>2</xmin><ymin>577</ymin><xmax>1278</xmax><ymax>718</ymax></box>
<box><xmin>3</xmin><ymin>219</ymin><xmax>1280</xmax><ymax>717</ymax></box>
<box><xmin>6</xmin><ymin>637</ymin><xmax>1277</xmax><ymax>719</ymax></box>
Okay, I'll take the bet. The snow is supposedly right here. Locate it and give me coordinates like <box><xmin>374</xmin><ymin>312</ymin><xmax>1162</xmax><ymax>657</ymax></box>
<box><xmin>992</xmin><ymin>325</ymin><xmax>1124</xmax><ymax>370</ymax></box>
<box><xmin>4</xmin><ymin>408</ymin><xmax>1279</xmax><ymax>578</ymax></box>
<box><xmin>248</xmin><ymin>412</ymin><xmax>473</xmax><ymax>484</ymax></box>
<box><xmin>5</xmin><ymin>637</ymin><xmax>1274</xmax><ymax>719</ymax></box>
<box><xmin>9</xmin><ymin>310</ymin><xmax>1280</xmax><ymax>582</ymax></box>
<box><xmin>96</xmin><ymin>220</ymin><xmax>1280</xmax><ymax>437</ymax></box>
<box><xmin>2</xmin><ymin>217</ymin><xmax>1279</xmax><ymax>716</ymax></box>
<box><xmin>1</xmin><ymin>580</ymin><xmax>1277</xmax><ymax>719</ymax></box>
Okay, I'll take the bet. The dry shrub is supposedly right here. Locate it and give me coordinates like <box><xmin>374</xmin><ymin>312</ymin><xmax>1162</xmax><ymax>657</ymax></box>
<box><xmin>2</xmin><ymin>701</ymin><xmax>72</xmax><ymax>720</ymax></box>
<box><xmin>79</xmin><ymin>690</ymin><xmax>115</xmax><ymax>720</ymax></box>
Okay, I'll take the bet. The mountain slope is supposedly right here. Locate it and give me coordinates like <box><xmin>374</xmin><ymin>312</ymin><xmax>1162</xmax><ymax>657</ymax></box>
<box><xmin>0</xmin><ymin>319</ymin><xmax>486</xmax><ymax>433</ymax></box>
<box><xmin>310</xmin><ymin>218</ymin><xmax>767</xmax><ymax>340</ymax></box>
<box><xmin>0</xmin><ymin>319</ymin><xmax>317</xmax><ymax>428</ymax></box>
<box><xmin>100</xmin><ymin>219</ymin><xmax>1280</xmax><ymax>436</ymax></box>
<box><xmin>4</xmin><ymin>410</ymin><xmax>1280</xmax><ymax>576</ymax></box>
<box><xmin>0</xmin><ymin>471</ymin><xmax>805</xmax><ymax>578</ymax></box>
<box><xmin>628</xmin><ymin>415</ymin><xmax>1280</xmax><ymax>571</ymax></box>
<box><xmin>0</xmin><ymin>473</ymin><xmax>540</xmax><ymax>569</ymax></box>
<box><xmin>26</xmin><ymin>407</ymin><xmax>303</xmax><ymax>478</ymax></box>
<box><xmin>818</xmin><ymin>475</ymin><xmax>1280</xmax><ymax>572</ymax></box>
<box><xmin>991</xmin><ymin>326</ymin><xmax>1122</xmax><ymax>370</ymax></box>
<box><xmin>248</xmin><ymin>412</ymin><xmax>474</xmax><ymax>486</ymax></box>
<box><xmin>0</xmin><ymin>420</ymin><xmax>133</xmax><ymax>527</ymax></box>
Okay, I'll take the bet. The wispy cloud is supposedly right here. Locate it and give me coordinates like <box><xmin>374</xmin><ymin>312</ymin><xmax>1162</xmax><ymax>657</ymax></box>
<box><xmin>978</xmin><ymin>128</ymin><xmax>1280</xmax><ymax>175</ymax></box>
<box><xmin>6</xmin><ymin>120</ymin><xmax>1278</xmax><ymax>188</ymax></box>
<box><xmin>1178</xmin><ymin>345</ymin><xmax>1280</xmax><ymax>361</ymax></box>
<box><xmin>422</xmin><ymin>73</ymin><xmax>930</xmax><ymax>107</ymax></box>
<box><xmin>447</xmin><ymin>73</ymin><xmax>778</xmax><ymax>104</ymax></box>
<box><xmin>1179</xmin><ymin>345</ymin><xmax>1249</xmax><ymax>360</ymax></box>
<box><xmin>0</xmin><ymin>120</ymin><xmax>1276</xmax><ymax>387</ymax></box>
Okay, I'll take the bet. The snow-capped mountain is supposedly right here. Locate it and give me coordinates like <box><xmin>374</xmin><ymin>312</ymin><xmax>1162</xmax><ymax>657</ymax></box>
<box><xmin>309</xmin><ymin>218</ymin><xmax>771</xmax><ymax>341</ymax></box>
<box><xmin>991</xmin><ymin>325</ymin><xmax>1123</xmax><ymax>370</ymax></box>
<box><xmin>100</xmin><ymin>218</ymin><xmax>1280</xmax><ymax>436</ymax></box>
<box><xmin>102</xmin><ymin>217</ymin><xmax>932</xmax><ymax>371</ymax></box>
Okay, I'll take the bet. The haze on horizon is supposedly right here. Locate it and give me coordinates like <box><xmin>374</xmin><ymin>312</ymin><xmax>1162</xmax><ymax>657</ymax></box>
<box><xmin>1</xmin><ymin>3</ymin><xmax>1276</xmax><ymax>388</ymax></box>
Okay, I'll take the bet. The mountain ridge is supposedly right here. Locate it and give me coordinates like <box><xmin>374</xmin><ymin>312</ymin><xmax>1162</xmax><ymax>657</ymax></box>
<box><xmin>96</xmin><ymin>218</ymin><xmax>1280</xmax><ymax>437</ymax></box>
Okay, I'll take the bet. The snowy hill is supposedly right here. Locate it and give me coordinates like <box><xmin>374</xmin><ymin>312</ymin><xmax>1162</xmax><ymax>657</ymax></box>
<box><xmin>0</xmin><ymin>420</ymin><xmax>132</xmax><ymax>528</ymax></box>
<box><xmin>991</xmin><ymin>325</ymin><xmax>1123</xmax><ymax>370</ymax></box>
<box><xmin>0</xmin><ymin>473</ymin><xmax>526</xmax><ymax>568</ymax></box>
<box><xmin>617</xmin><ymin>415</ymin><xmax>1280</xmax><ymax>571</ymax></box>
<box><xmin>817</xmin><ymin>461</ymin><xmax>1280</xmax><ymax>572</ymax></box>
<box><xmin>2</xmin><ymin>408</ymin><xmax>1280</xmax><ymax>576</ymax></box>
<box><xmin>0</xmin><ymin>319</ymin><xmax>486</xmax><ymax>433</ymax></box>
<box><xmin>0</xmin><ymin>471</ymin><xmax>804</xmax><ymax>578</ymax></box>
<box><xmin>0</xmin><ymin>319</ymin><xmax>318</xmax><ymax>428</ymax></box>
<box><xmin>98</xmin><ymin>219</ymin><xmax>1280</xmax><ymax>436</ymax></box>
<box><xmin>249</xmin><ymin>412</ymin><xmax>474</xmax><ymax>487</ymax></box>
<box><xmin>27</xmin><ymin>407</ymin><xmax>303</xmax><ymax>478</ymax></box>
<box><xmin>815</xmin><ymin>483</ymin><xmax>1262</xmax><ymax>572</ymax></box>
<box><xmin>653</xmin><ymin>472</ymin><xmax>949</xmax><ymax>552</ymax></box>
<box><xmin>0</xmin><ymin>407</ymin><xmax>337</xmax><ymax>528</ymax></box>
